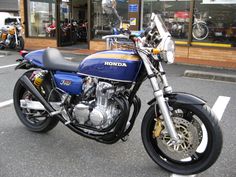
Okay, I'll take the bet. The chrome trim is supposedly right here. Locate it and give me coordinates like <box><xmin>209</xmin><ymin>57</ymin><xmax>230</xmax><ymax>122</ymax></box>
<box><xmin>77</xmin><ymin>72</ymin><xmax>134</xmax><ymax>83</ymax></box>
<box><xmin>20</xmin><ymin>100</ymin><xmax>61</xmax><ymax>111</ymax></box>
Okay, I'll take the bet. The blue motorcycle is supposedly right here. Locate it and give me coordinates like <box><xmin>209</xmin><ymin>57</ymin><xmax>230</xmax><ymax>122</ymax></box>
<box><xmin>13</xmin><ymin>13</ymin><xmax>222</xmax><ymax>175</ymax></box>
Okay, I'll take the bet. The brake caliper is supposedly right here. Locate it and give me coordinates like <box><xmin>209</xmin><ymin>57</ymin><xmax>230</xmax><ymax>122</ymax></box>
<box><xmin>153</xmin><ymin>118</ymin><xmax>163</xmax><ymax>138</ymax></box>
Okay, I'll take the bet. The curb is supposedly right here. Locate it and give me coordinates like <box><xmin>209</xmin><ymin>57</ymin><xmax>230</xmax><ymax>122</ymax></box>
<box><xmin>184</xmin><ymin>70</ymin><xmax>236</xmax><ymax>83</ymax></box>
<box><xmin>0</xmin><ymin>50</ymin><xmax>11</xmax><ymax>56</ymax></box>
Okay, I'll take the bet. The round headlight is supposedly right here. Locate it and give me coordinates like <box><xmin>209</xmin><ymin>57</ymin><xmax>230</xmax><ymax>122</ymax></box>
<box><xmin>163</xmin><ymin>37</ymin><xmax>175</xmax><ymax>64</ymax></box>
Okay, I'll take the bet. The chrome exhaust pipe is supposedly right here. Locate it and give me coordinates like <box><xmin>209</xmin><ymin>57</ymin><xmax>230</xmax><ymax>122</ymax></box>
<box><xmin>19</xmin><ymin>75</ymin><xmax>54</xmax><ymax>113</ymax></box>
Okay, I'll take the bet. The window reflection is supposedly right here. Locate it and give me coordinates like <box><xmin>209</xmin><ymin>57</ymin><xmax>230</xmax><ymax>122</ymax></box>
<box><xmin>143</xmin><ymin>0</ymin><xmax>190</xmax><ymax>41</ymax></box>
<box><xmin>91</xmin><ymin>0</ymin><xmax>128</xmax><ymax>39</ymax></box>
<box><xmin>28</xmin><ymin>0</ymin><xmax>56</xmax><ymax>38</ymax></box>
<box><xmin>194</xmin><ymin>0</ymin><xmax>236</xmax><ymax>45</ymax></box>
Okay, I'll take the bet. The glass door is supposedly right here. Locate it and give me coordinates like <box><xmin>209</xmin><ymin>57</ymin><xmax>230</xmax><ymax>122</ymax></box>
<box><xmin>58</xmin><ymin>0</ymin><xmax>73</xmax><ymax>46</ymax></box>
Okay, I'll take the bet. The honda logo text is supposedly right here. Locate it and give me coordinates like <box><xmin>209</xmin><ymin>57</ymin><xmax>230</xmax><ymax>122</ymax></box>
<box><xmin>104</xmin><ymin>62</ymin><xmax>127</xmax><ymax>67</ymax></box>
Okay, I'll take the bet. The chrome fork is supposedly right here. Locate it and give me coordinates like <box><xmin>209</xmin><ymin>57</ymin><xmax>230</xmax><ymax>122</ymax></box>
<box><xmin>139</xmin><ymin>52</ymin><xmax>180</xmax><ymax>143</ymax></box>
<box><xmin>15</xmin><ymin>30</ymin><xmax>19</xmax><ymax>46</ymax></box>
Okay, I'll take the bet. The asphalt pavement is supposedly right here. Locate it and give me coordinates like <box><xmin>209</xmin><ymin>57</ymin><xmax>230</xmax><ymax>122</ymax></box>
<box><xmin>0</xmin><ymin>50</ymin><xmax>236</xmax><ymax>177</ymax></box>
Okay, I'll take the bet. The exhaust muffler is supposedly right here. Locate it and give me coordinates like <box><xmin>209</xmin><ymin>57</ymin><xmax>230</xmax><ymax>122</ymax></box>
<box><xmin>19</xmin><ymin>75</ymin><xmax>55</xmax><ymax>113</ymax></box>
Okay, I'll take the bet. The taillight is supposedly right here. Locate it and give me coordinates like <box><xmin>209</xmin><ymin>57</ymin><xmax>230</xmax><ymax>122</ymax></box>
<box><xmin>19</xmin><ymin>50</ymin><xmax>28</xmax><ymax>57</ymax></box>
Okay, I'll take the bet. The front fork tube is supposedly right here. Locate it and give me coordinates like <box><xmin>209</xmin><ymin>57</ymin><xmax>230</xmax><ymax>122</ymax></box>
<box><xmin>158</xmin><ymin>63</ymin><xmax>172</xmax><ymax>93</ymax></box>
<box><xmin>150</xmin><ymin>77</ymin><xmax>179</xmax><ymax>142</ymax></box>
<box><xmin>139</xmin><ymin>52</ymin><xmax>179</xmax><ymax>142</ymax></box>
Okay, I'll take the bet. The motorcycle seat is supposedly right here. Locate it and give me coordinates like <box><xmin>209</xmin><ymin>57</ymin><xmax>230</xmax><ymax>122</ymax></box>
<box><xmin>43</xmin><ymin>48</ymin><xmax>80</xmax><ymax>72</ymax></box>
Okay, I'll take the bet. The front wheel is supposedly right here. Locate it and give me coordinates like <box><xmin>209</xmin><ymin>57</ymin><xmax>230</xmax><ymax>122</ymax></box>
<box><xmin>141</xmin><ymin>103</ymin><xmax>222</xmax><ymax>175</ymax></box>
<box><xmin>16</xmin><ymin>36</ymin><xmax>24</xmax><ymax>51</ymax></box>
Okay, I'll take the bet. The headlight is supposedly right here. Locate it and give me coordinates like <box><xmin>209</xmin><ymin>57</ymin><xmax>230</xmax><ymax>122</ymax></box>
<box><xmin>161</xmin><ymin>37</ymin><xmax>175</xmax><ymax>64</ymax></box>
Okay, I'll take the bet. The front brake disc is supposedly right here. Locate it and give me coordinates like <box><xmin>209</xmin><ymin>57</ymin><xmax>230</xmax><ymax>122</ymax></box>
<box><xmin>156</xmin><ymin>117</ymin><xmax>199</xmax><ymax>161</ymax></box>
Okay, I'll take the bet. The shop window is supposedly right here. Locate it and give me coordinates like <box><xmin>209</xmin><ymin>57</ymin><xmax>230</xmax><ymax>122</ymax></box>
<box><xmin>143</xmin><ymin>0</ymin><xmax>191</xmax><ymax>41</ymax></box>
<box><xmin>193</xmin><ymin>0</ymin><xmax>236</xmax><ymax>46</ymax></box>
<box><xmin>91</xmin><ymin>0</ymin><xmax>129</xmax><ymax>39</ymax></box>
<box><xmin>27</xmin><ymin>0</ymin><xmax>56</xmax><ymax>38</ymax></box>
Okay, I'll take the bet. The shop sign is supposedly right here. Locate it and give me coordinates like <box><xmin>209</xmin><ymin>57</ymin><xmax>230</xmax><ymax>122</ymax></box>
<box><xmin>129</xmin><ymin>4</ymin><xmax>138</xmax><ymax>12</ymax></box>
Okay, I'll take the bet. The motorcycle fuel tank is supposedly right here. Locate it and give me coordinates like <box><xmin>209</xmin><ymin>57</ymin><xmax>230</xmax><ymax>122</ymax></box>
<box><xmin>78</xmin><ymin>50</ymin><xmax>142</xmax><ymax>82</ymax></box>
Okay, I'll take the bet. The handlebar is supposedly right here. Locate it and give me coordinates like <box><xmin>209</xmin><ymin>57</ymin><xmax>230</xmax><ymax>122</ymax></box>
<box><xmin>102</xmin><ymin>34</ymin><xmax>129</xmax><ymax>40</ymax></box>
<box><xmin>101</xmin><ymin>13</ymin><xmax>175</xmax><ymax>64</ymax></box>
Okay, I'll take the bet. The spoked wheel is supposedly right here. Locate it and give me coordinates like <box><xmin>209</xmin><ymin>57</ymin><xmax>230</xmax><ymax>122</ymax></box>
<box><xmin>192</xmin><ymin>23</ymin><xmax>209</xmax><ymax>41</ymax></box>
<box><xmin>13</xmin><ymin>71</ymin><xmax>59</xmax><ymax>132</ymax></box>
<box><xmin>141</xmin><ymin>103</ymin><xmax>222</xmax><ymax>175</ymax></box>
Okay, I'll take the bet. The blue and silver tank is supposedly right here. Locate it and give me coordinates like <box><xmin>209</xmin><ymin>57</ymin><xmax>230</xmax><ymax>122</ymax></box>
<box><xmin>78</xmin><ymin>50</ymin><xmax>142</xmax><ymax>82</ymax></box>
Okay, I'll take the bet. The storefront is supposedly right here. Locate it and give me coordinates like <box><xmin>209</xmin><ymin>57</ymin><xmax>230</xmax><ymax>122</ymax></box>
<box><xmin>20</xmin><ymin>0</ymin><xmax>140</xmax><ymax>49</ymax></box>
<box><xmin>20</xmin><ymin>0</ymin><xmax>236</xmax><ymax>68</ymax></box>
<box><xmin>20</xmin><ymin>0</ymin><xmax>88</xmax><ymax>48</ymax></box>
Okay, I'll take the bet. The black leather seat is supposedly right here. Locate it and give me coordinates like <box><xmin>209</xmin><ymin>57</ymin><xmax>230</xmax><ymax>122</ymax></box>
<box><xmin>43</xmin><ymin>48</ymin><xmax>80</xmax><ymax>72</ymax></box>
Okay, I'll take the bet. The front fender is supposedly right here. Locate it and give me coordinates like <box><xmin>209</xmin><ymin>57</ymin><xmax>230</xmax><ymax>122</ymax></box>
<box><xmin>148</xmin><ymin>92</ymin><xmax>206</xmax><ymax>106</ymax></box>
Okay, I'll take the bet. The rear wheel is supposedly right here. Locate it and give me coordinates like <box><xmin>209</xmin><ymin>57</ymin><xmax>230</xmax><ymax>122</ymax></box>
<box><xmin>141</xmin><ymin>103</ymin><xmax>222</xmax><ymax>175</ymax></box>
<box><xmin>13</xmin><ymin>71</ymin><xmax>59</xmax><ymax>132</ymax></box>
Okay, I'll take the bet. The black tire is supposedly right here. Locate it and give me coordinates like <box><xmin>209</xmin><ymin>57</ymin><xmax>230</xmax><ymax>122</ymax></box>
<box><xmin>141</xmin><ymin>103</ymin><xmax>222</xmax><ymax>175</ymax></box>
<box><xmin>16</xmin><ymin>36</ymin><xmax>24</xmax><ymax>51</ymax></box>
<box><xmin>13</xmin><ymin>71</ymin><xmax>59</xmax><ymax>133</ymax></box>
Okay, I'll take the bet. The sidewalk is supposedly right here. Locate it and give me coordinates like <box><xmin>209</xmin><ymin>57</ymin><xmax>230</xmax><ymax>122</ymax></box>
<box><xmin>23</xmin><ymin>46</ymin><xmax>236</xmax><ymax>83</ymax></box>
<box><xmin>62</xmin><ymin>48</ymin><xmax>236</xmax><ymax>83</ymax></box>
<box><xmin>58</xmin><ymin>47</ymin><xmax>236</xmax><ymax>70</ymax></box>
<box><xmin>25</xmin><ymin>46</ymin><xmax>236</xmax><ymax>68</ymax></box>
<box><xmin>0</xmin><ymin>50</ymin><xmax>11</xmax><ymax>56</ymax></box>
<box><xmin>176</xmin><ymin>57</ymin><xmax>236</xmax><ymax>70</ymax></box>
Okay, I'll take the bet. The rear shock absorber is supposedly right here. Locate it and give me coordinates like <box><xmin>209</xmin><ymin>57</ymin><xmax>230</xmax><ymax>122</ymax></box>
<box><xmin>32</xmin><ymin>70</ymin><xmax>48</xmax><ymax>87</ymax></box>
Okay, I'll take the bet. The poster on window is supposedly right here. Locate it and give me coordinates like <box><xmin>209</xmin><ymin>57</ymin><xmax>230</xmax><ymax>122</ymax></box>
<box><xmin>130</xmin><ymin>18</ymin><xmax>136</xmax><ymax>26</ymax></box>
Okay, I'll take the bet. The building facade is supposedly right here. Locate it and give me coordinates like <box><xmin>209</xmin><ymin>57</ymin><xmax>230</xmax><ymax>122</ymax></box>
<box><xmin>20</xmin><ymin>0</ymin><xmax>236</xmax><ymax>68</ymax></box>
<box><xmin>0</xmin><ymin>0</ymin><xmax>19</xmax><ymax>16</ymax></box>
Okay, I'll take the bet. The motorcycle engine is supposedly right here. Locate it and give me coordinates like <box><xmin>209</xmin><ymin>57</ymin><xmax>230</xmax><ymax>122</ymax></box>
<box><xmin>73</xmin><ymin>79</ymin><xmax>122</xmax><ymax>129</ymax></box>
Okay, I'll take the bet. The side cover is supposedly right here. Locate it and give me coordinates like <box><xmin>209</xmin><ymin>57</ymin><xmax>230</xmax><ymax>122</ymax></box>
<box><xmin>78</xmin><ymin>50</ymin><xmax>142</xmax><ymax>82</ymax></box>
<box><xmin>54</xmin><ymin>71</ymin><xmax>83</xmax><ymax>95</ymax></box>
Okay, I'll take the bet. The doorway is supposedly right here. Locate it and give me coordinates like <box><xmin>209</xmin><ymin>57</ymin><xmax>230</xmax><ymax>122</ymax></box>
<box><xmin>57</xmin><ymin>0</ymin><xmax>88</xmax><ymax>49</ymax></box>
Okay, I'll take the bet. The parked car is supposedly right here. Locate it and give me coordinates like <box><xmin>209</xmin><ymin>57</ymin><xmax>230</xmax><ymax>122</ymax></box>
<box><xmin>0</xmin><ymin>12</ymin><xmax>21</xmax><ymax>29</ymax></box>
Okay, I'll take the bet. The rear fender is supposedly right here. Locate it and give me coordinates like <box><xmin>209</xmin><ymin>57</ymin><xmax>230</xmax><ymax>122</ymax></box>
<box><xmin>15</xmin><ymin>60</ymin><xmax>33</xmax><ymax>70</ymax></box>
<box><xmin>148</xmin><ymin>92</ymin><xmax>206</xmax><ymax>106</ymax></box>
